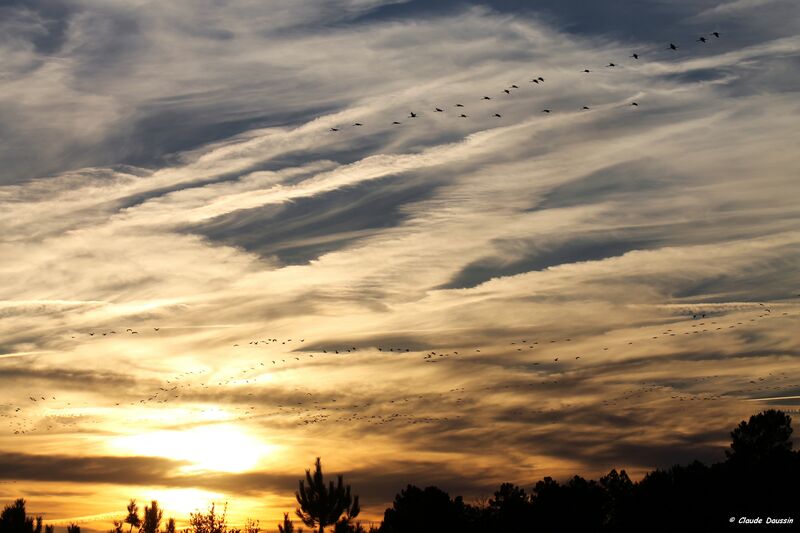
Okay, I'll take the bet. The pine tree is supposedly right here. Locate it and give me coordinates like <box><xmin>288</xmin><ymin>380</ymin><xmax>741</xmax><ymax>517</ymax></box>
<box><xmin>141</xmin><ymin>501</ymin><xmax>162</xmax><ymax>533</ymax></box>
<box><xmin>295</xmin><ymin>458</ymin><xmax>360</xmax><ymax>533</ymax></box>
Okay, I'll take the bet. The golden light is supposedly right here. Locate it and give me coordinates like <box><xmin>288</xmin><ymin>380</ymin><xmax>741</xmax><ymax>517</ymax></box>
<box><xmin>112</xmin><ymin>424</ymin><xmax>274</xmax><ymax>473</ymax></box>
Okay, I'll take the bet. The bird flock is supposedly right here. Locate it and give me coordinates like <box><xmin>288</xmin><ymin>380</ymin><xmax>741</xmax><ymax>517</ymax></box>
<box><xmin>327</xmin><ymin>32</ymin><xmax>724</xmax><ymax>131</ymax></box>
<box><xmin>3</xmin><ymin>299</ymin><xmax>797</xmax><ymax>436</ymax></box>
<box><xmin>2</xmin><ymin>26</ymin><xmax>798</xmax><ymax>445</ymax></box>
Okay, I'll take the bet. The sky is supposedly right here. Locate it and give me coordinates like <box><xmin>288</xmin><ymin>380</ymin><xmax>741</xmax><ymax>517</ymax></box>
<box><xmin>1</xmin><ymin>0</ymin><xmax>800</xmax><ymax>529</ymax></box>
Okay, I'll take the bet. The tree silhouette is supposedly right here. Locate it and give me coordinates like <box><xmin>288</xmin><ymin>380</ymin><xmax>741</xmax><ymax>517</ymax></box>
<box><xmin>67</xmin><ymin>524</ymin><xmax>81</xmax><ymax>533</ymax></box>
<box><xmin>0</xmin><ymin>499</ymin><xmax>42</xmax><ymax>533</ymax></box>
<box><xmin>164</xmin><ymin>518</ymin><xmax>176</xmax><ymax>533</ymax></box>
<box><xmin>380</xmin><ymin>485</ymin><xmax>468</xmax><ymax>533</ymax></box>
<box><xmin>278</xmin><ymin>513</ymin><xmax>303</xmax><ymax>533</ymax></box>
<box><xmin>295</xmin><ymin>458</ymin><xmax>360</xmax><ymax>533</ymax></box>
<box><xmin>727</xmin><ymin>409</ymin><xmax>793</xmax><ymax>463</ymax></box>
<box><xmin>45</xmin><ymin>526</ymin><xmax>54</xmax><ymax>533</ymax></box>
<box><xmin>124</xmin><ymin>500</ymin><xmax>141</xmax><ymax>533</ymax></box>
<box><xmin>188</xmin><ymin>503</ymin><xmax>228</xmax><ymax>533</ymax></box>
<box><xmin>140</xmin><ymin>501</ymin><xmax>162</xmax><ymax>533</ymax></box>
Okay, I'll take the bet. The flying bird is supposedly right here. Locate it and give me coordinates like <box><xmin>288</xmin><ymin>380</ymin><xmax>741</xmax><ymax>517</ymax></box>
<box><xmin>669</xmin><ymin>43</ymin><xmax>678</xmax><ymax>50</ymax></box>
<box><xmin>392</xmin><ymin>121</ymin><xmax>401</xmax><ymax>125</ymax></box>
<box><xmin>631</xmin><ymin>102</ymin><xmax>639</xmax><ymax>106</ymax></box>
<box><xmin>542</xmin><ymin>109</ymin><xmax>551</xmax><ymax>113</ymax></box>
<box><xmin>353</xmin><ymin>122</ymin><xmax>363</xmax><ymax>126</ymax></box>
<box><xmin>607</xmin><ymin>62</ymin><xmax>616</xmax><ymax>67</ymax></box>
<box><xmin>583</xmin><ymin>69</ymin><xmax>591</xmax><ymax>73</ymax></box>
<box><xmin>459</xmin><ymin>114</ymin><xmax>468</xmax><ymax>118</ymax></box>
<box><xmin>409</xmin><ymin>112</ymin><xmax>417</xmax><ymax>118</ymax></box>
<box><xmin>712</xmin><ymin>31</ymin><xmax>720</xmax><ymax>38</ymax></box>
<box><xmin>631</xmin><ymin>53</ymin><xmax>639</xmax><ymax>59</ymax></box>
<box><xmin>455</xmin><ymin>104</ymin><xmax>464</xmax><ymax>107</ymax></box>
<box><xmin>504</xmin><ymin>89</ymin><xmax>511</xmax><ymax>94</ymax></box>
<box><xmin>697</xmin><ymin>36</ymin><xmax>707</xmax><ymax>43</ymax></box>
<box><xmin>483</xmin><ymin>96</ymin><xmax>491</xmax><ymax>100</ymax></box>
<box><xmin>330</xmin><ymin>128</ymin><xmax>339</xmax><ymax>132</ymax></box>
<box><xmin>434</xmin><ymin>108</ymin><xmax>444</xmax><ymax>112</ymax></box>
<box><xmin>493</xmin><ymin>113</ymin><xmax>502</xmax><ymax>118</ymax></box>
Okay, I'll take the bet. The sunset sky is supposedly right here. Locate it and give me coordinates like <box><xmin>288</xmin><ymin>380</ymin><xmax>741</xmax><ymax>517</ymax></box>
<box><xmin>1</xmin><ymin>0</ymin><xmax>799</xmax><ymax>530</ymax></box>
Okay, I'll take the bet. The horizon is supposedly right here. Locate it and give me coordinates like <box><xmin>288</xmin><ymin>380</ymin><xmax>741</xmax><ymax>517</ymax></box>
<box><xmin>1</xmin><ymin>0</ymin><xmax>799</xmax><ymax>530</ymax></box>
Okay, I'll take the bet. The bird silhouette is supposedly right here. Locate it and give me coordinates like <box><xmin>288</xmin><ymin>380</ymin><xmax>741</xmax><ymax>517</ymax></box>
<box><xmin>409</xmin><ymin>112</ymin><xmax>417</xmax><ymax>118</ymax></box>
<box><xmin>698</xmin><ymin>36</ymin><xmax>707</xmax><ymax>43</ymax></box>
<box><xmin>712</xmin><ymin>31</ymin><xmax>720</xmax><ymax>38</ymax></box>
<box><xmin>669</xmin><ymin>43</ymin><xmax>678</xmax><ymax>50</ymax></box>
<box><xmin>434</xmin><ymin>108</ymin><xmax>444</xmax><ymax>112</ymax></box>
<box><xmin>631</xmin><ymin>53</ymin><xmax>639</xmax><ymax>59</ymax></box>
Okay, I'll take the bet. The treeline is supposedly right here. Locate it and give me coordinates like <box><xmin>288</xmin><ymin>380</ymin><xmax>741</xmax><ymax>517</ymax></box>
<box><xmin>2</xmin><ymin>410</ymin><xmax>797</xmax><ymax>533</ymax></box>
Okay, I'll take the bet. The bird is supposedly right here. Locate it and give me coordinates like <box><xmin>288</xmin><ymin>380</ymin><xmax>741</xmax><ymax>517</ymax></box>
<box><xmin>493</xmin><ymin>113</ymin><xmax>502</xmax><ymax>118</ymax></box>
<box><xmin>583</xmin><ymin>69</ymin><xmax>591</xmax><ymax>73</ymax></box>
<box><xmin>542</xmin><ymin>109</ymin><xmax>551</xmax><ymax>113</ymax></box>
<box><xmin>631</xmin><ymin>102</ymin><xmax>639</xmax><ymax>106</ymax></box>
<box><xmin>631</xmin><ymin>53</ymin><xmax>639</xmax><ymax>59</ymax></box>
<box><xmin>459</xmin><ymin>114</ymin><xmax>468</xmax><ymax>118</ymax></box>
<box><xmin>510</xmin><ymin>85</ymin><xmax>519</xmax><ymax>88</ymax></box>
<box><xmin>330</xmin><ymin>127</ymin><xmax>339</xmax><ymax>132</ymax></box>
<box><xmin>504</xmin><ymin>89</ymin><xmax>511</xmax><ymax>94</ymax></box>
<box><xmin>607</xmin><ymin>62</ymin><xmax>616</xmax><ymax>67</ymax></box>
<box><xmin>392</xmin><ymin>121</ymin><xmax>401</xmax><ymax>125</ymax></box>
<box><xmin>538</xmin><ymin>77</ymin><xmax>544</xmax><ymax>81</ymax></box>
<box><xmin>531</xmin><ymin>79</ymin><xmax>539</xmax><ymax>84</ymax></box>
<box><xmin>582</xmin><ymin>106</ymin><xmax>590</xmax><ymax>110</ymax></box>
<box><xmin>434</xmin><ymin>108</ymin><xmax>444</xmax><ymax>112</ymax></box>
<box><xmin>409</xmin><ymin>112</ymin><xmax>417</xmax><ymax>118</ymax></box>
<box><xmin>353</xmin><ymin>122</ymin><xmax>363</xmax><ymax>126</ymax></box>
<box><xmin>697</xmin><ymin>36</ymin><xmax>707</xmax><ymax>43</ymax></box>
<box><xmin>712</xmin><ymin>31</ymin><xmax>720</xmax><ymax>38</ymax></box>
<box><xmin>455</xmin><ymin>104</ymin><xmax>464</xmax><ymax>107</ymax></box>
<box><xmin>483</xmin><ymin>96</ymin><xmax>491</xmax><ymax>100</ymax></box>
<box><xmin>669</xmin><ymin>43</ymin><xmax>678</xmax><ymax>50</ymax></box>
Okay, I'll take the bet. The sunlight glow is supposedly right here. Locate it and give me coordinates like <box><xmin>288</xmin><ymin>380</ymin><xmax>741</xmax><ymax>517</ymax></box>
<box><xmin>112</xmin><ymin>424</ymin><xmax>273</xmax><ymax>473</ymax></box>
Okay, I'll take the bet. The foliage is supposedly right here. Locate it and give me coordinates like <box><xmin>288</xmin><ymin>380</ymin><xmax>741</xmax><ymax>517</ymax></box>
<box><xmin>0</xmin><ymin>500</ymin><xmax>42</xmax><ymax>533</ymax></box>
<box><xmin>124</xmin><ymin>500</ymin><xmax>141</xmax><ymax>533</ymax></box>
<box><xmin>188</xmin><ymin>503</ymin><xmax>228</xmax><ymax>533</ymax></box>
<box><xmin>140</xmin><ymin>501</ymin><xmax>162</xmax><ymax>533</ymax></box>
<box><xmin>295</xmin><ymin>458</ymin><xmax>360</xmax><ymax>533</ymax></box>
<box><xmin>278</xmin><ymin>513</ymin><xmax>302</xmax><ymax>533</ymax></box>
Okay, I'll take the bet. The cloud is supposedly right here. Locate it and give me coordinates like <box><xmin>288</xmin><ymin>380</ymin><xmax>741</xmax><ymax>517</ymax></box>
<box><xmin>1</xmin><ymin>0</ymin><xmax>799</xmax><ymax>523</ymax></box>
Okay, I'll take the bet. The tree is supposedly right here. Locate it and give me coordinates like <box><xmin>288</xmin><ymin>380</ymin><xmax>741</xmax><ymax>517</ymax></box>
<box><xmin>380</xmin><ymin>485</ymin><xmax>468</xmax><ymax>533</ymax></box>
<box><xmin>45</xmin><ymin>526</ymin><xmax>54</xmax><ymax>533</ymax></box>
<box><xmin>124</xmin><ymin>500</ymin><xmax>141</xmax><ymax>533</ymax></box>
<box><xmin>0</xmin><ymin>499</ymin><xmax>42</xmax><ymax>533</ymax></box>
<box><xmin>164</xmin><ymin>518</ymin><xmax>176</xmax><ymax>533</ymax></box>
<box><xmin>188</xmin><ymin>503</ymin><xmax>228</xmax><ymax>533</ymax></box>
<box><xmin>727</xmin><ymin>409</ymin><xmax>793</xmax><ymax>463</ymax></box>
<box><xmin>295</xmin><ymin>458</ymin><xmax>360</xmax><ymax>533</ymax></box>
<box><xmin>67</xmin><ymin>524</ymin><xmax>81</xmax><ymax>533</ymax></box>
<box><xmin>241</xmin><ymin>519</ymin><xmax>259</xmax><ymax>533</ymax></box>
<box><xmin>141</xmin><ymin>501</ymin><xmax>162</xmax><ymax>533</ymax></box>
<box><xmin>278</xmin><ymin>514</ymin><xmax>303</xmax><ymax>533</ymax></box>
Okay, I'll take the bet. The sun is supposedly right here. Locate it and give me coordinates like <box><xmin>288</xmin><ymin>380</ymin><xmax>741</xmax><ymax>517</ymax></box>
<box><xmin>113</xmin><ymin>424</ymin><xmax>274</xmax><ymax>473</ymax></box>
